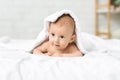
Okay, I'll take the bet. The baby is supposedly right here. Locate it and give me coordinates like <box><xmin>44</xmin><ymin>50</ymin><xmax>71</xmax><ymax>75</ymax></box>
<box><xmin>33</xmin><ymin>14</ymin><xmax>83</xmax><ymax>57</ymax></box>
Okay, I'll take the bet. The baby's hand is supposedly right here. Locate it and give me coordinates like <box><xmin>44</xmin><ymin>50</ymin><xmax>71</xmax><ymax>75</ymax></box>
<box><xmin>33</xmin><ymin>49</ymin><xmax>43</xmax><ymax>55</ymax></box>
<box><xmin>46</xmin><ymin>52</ymin><xmax>53</xmax><ymax>56</ymax></box>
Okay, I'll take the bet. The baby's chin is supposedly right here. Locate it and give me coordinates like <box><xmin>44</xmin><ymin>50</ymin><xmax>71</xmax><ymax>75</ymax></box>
<box><xmin>53</xmin><ymin>45</ymin><xmax>61</xmax><ymax>50</ymax></box>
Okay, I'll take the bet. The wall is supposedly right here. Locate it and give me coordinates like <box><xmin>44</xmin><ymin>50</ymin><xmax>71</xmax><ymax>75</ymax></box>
<box><xmin>0</xmin><ymin>0</ymin><xmax>95</xmax><ymax>39</ymax></box>
<box><xmin>0</xmin><ymin>0</ymin><xmax>119</xmax><ymax>39</ymax></box>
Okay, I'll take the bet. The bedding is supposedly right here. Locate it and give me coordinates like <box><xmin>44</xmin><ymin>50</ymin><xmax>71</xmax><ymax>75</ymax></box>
<box><xmin>0</xmin><ymin>10</ymin><xmax>120</xmax><ymax>80</ymax></box>
<box><xmin>0</xmin><ymin>37</ymin><xmax>120</xmax><ymax>80</ymax></box>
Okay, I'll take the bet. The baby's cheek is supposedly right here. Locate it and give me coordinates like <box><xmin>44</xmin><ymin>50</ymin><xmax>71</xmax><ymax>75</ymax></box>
<box><xmin>49</xmin><ymin>38</ymin><xmax>53</xmax><ymax>43</ymax></box>
<box><xmin>49</xmin><ymin>36</ymin><xmax>53</xmax><ymax>40</ymax></box>
<box><xmin>49</xmin><ymin>41</ymin><xmax>54</xmax><ymax>47</ymax></box>
<box><xmin>61</xmin><ymin>42</ymin><xmax>68</xmax><ymax>47</ymax></box>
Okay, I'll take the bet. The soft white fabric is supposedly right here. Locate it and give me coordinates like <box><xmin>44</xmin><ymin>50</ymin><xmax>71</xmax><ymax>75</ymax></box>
<box><xmin>0</xmin><ymin>37</ymin><xmax>120</xmax><ymax>80</ymax></box>
<box><xmin>0</xmin><ymin>36</ymin><xmax>34</xmax><ymax>51</ymax></box>
<box><xmin>0</xmin><ymin>48</ymin><xmax>120</xmax><ymax>80</ymax></box>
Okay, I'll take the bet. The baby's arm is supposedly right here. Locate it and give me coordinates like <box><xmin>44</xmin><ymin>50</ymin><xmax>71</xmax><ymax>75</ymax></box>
<box><xmin>32</xmin><ymin>41</ymin><xmax>49</xmax><ymax>54</ymax></box>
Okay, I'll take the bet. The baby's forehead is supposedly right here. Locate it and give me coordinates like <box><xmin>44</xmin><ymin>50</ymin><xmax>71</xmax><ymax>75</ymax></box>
<box><xmin>50</xmin><ymin>15</ymin><xmax>75</xmax><ymax>28</ymax></box>
<box><xmin>57</xmin><ymin>15</ymin><xmax>74</xmax><ymax>26</ymax></box>
<box><xmin>49</xmin><ymin>23</ymin><xmax>74</xmax><ymax>35</ymax></box>
<box><xmin>49</xmin><ymin>14</ymin><xmax>75</xmax><ymax>34</ymax></box>
<box><xmin>49</xmin><ymin>24</ymin><xmax>73</xmax><ymax>35</ymax></box>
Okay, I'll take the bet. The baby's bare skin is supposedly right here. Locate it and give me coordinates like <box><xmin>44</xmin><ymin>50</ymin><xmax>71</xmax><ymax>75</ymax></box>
<box><xmin>33</xmin><ymin>40</ymin><xmax>83</xmax><ymax>57</ymax></box>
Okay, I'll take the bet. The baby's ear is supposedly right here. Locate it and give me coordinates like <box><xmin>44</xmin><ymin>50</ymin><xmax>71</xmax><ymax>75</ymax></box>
<box><xmin>70</xmin><ymin>34</ymin><xmax>76</xmax><ymax>43</ymax></box>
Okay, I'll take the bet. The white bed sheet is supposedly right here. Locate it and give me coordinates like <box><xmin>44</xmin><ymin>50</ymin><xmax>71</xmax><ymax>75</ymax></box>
<box><xmin>0</xmin><ymin>37</ymin><xmax>120</xmax><ymax>80</ymax></box>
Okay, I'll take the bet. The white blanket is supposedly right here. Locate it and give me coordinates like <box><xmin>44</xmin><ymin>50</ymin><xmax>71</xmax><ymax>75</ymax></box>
<box><xmin>0</xmin><ymin>46</ymin><xmax>120</xmax><ymax>80</ymax></box>
<box><xmin>0</xmin><ymin>37</ymin><xmax>120</xmax><ymax>80</ymax></box>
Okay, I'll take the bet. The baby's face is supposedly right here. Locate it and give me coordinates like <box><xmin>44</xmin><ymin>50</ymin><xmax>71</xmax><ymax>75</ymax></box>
<box><xmin>48</xmin><ymin>22</ymin><xmax>75</xmax><ymax>50</ymax></box>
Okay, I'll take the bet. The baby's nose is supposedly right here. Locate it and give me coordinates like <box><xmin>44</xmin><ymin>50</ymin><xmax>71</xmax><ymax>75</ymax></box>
<box><xmin>54</xmin><ymin>37</ymin><xmax>59</xmax><ymax>43</ymax></box>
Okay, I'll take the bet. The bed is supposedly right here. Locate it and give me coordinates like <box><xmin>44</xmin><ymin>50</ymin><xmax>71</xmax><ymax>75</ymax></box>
<box><xmin>0</xmin><ymin>36</ymin><xmax>120</xmax><ymax>80</ymax></box>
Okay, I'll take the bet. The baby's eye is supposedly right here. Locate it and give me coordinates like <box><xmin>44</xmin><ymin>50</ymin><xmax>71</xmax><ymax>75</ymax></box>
<box><xmin>51</xmin><ymin>33</ymin><xmax>55</xmax><ymax>36</ymax></box>
<box><xmin>60</xmin><ymin>36</ymin><xmax>64</xmax><ymax>39</ymax></box>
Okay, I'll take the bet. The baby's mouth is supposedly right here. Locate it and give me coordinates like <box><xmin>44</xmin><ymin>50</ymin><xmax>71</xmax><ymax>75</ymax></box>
<box><xmin>54</xmin><ymin>44</ymin><xmax>60</xmax><ymax>47</ymax></box>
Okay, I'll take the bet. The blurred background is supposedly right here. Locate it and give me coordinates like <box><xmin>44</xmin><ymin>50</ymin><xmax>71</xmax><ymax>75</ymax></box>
<box><xmin>0</xmin><ymin>0</ymin><xmax>120</xmax><ymax>39</ymax></box>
